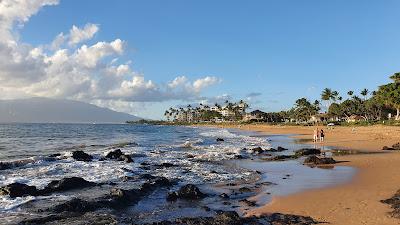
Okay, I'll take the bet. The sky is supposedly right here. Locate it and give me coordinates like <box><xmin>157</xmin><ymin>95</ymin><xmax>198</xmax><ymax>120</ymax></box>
<box><xmin>1</xmin><ymin>0</ymin><xmax>400</xmax><ymax>119</ymax></box>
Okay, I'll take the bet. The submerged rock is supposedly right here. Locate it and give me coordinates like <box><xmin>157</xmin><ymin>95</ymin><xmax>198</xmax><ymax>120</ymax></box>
<box><xmin>277</xmin><ymin>146</ymin><xmax>288</xmax><ymax>151</ymax></box>
<box><xmin>72</xmin><ymin>150</ymin><xmax>93</xmax><ymax>162</ymax></box>
<box><xmin>0</xmin><ymin>183</ymin><xmax>38</xmax><ymax>198</ymax></box>
<box><xmin>304</xmin><ymin>156</ymin><xmax>337</xmax><ymax>165</ymax></box>
<box><xmin>51</xmin><ymin>198</ymin><xmax>99</xmax><ymax>213</ymax></box>
<box><xmin>295</xmin><ymin>148</ymin><xmax>321</xmax><ymax>156</ymax></box>
<box><xmin>41</xmin><ymin>177</ymin><xmax>96</xmax><ymax>194</ymax></box>
<box><xmin>264</xmin><ymin>155</ymin><xmax>296</xmax><ymax>161</ymax></box>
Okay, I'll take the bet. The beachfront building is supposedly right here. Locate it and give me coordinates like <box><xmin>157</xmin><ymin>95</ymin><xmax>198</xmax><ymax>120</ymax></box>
<box><xmin>165</xmin><ymin>100</ymin><xmax>249</xmax><ymax>123</ymax></box>
<box><xmin>309</xmin><ymin>113</ymin><xmax>329</xmax><ymax>123</ymax></box>
<box><xmin>346</xmin><ymin>115</ymin><xmax>364</xmax><ymax>123</ymax></box>
<box><xmin>243</xmin><ymin>110</ymin><xmax>266</xmax><ymax>122</ymax></box>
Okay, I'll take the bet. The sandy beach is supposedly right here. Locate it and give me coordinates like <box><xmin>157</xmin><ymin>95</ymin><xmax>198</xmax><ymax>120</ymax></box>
<box><xmin>205</xmin><ymin>124</ymin><xmax>400</xmax><ymax>225</ymax></box>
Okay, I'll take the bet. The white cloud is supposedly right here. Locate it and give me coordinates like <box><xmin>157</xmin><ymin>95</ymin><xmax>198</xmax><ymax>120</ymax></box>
<box><xmin>74</xmin><ymin>39</ymin><xmax>124</xmax><ymax>68</ymax></box>
<box><xmin>0</xmin><ymin>0</ymin><xmax>59</xmax><ymax>42</ymax></box>
<box><xmin>68</xmin><ymin>23</ymin><xmax>99</xmax><ymax>45</ymax></box>
<box><xmin>0</xmin><ymin>0</ymin><xmax>222</xmax><ymax>116</ymax></box>
<box><xmin>193</xmin><ymin>76</ymin><xmax>220</xmax><ymax>92</ymax></box>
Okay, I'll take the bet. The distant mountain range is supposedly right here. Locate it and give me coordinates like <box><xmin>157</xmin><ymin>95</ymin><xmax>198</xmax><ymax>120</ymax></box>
<box><xmin>0</xmin><ymin>98</ymin><xmax>141</xmax><ymax>123</ymax></box>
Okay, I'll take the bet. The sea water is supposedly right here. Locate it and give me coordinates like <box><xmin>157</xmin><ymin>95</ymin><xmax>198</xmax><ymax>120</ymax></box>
<box><xmin>0</xmin><ymin>124</ymin><xmax>355</xmax><ymax>223</ymax></box>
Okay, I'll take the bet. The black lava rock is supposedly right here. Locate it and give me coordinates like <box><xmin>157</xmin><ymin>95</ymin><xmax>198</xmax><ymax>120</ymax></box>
<box><xmin>72</xmin><ymin>150</ymin><xmax>93</xmax><ymax>162</ymax></box>
<box><xmin>0</xmin><ymin>183</ymin><xmax>38</xmax><ymax>198</ymax></box>
<box><xmin>41</xmin><ymin>177</ymin><xmax>96</xmax><ymax>194</ymax></box>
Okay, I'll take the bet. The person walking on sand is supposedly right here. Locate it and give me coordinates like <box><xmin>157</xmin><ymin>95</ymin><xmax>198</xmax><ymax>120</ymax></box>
<box><xmin>320</xmin><ymin>129</ymin><xmax>325</xmax><ymax>142</ymax></box>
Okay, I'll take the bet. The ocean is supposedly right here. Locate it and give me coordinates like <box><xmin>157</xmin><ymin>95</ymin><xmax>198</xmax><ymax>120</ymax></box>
<box><xmin>0</xmin><ymin>124</ymin><xmax>355</xmax><ymax>224</ymax></box>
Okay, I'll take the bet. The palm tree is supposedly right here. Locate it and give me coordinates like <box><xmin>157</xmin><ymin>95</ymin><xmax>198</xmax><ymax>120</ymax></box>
<box><xmin>361</xmin><ymin>88</ymin><xmax>369</xmax><ymax>101</ymax></box>
<box><xmin>164</xmin><ymin>110</ymin><xmax>170</xmax><ymax>121</ymax></box>
<box><xmin>332</xmin><ymin>91</ymin><xmax>339</xmax><ymax>102</ymax></box>
<box><xmin>347</xmin><ymin>91</ymin><xmax>354</xmax><ymax>97</ymax></box>
<box><xmin>321</xmin><ymin>88</ymin><xmax>334</xmax><ymax>112</ymax></box>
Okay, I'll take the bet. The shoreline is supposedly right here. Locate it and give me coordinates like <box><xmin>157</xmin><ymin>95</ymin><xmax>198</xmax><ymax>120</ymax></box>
<box><xmin>197</xmin><ymin>124</ymin><xmax>400</xmax><ymax>225</ymax></box>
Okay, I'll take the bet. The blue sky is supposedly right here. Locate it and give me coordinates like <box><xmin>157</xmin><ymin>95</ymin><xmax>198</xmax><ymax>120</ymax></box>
<box><xmin>3</xmin><ymin>1</ymin><xmax>400</xmax><ymax>118</ymax></box>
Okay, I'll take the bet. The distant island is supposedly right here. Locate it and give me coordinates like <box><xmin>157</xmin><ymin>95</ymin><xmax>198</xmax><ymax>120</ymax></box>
<box><xmin>0</xmin><ymin>98</ymin><xmax>140</xmax><ymax>124</ymax></box>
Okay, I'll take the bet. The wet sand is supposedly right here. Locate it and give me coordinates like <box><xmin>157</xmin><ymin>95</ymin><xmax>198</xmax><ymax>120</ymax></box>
<box><xmin>202</xmin><ymin>124</ymin><xmax>400</xmax><ymax>225</ymax></box>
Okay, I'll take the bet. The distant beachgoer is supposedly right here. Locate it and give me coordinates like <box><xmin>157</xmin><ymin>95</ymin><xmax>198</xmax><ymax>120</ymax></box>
<box><xmin>320</xmin><ymin>129</ymin><xmax>325</xmax><ymax>142</ymax></box>
<box><xmin>313</xmin><ymin>128</ymin><xmax>318</xmax><ymax>142</ymax></box>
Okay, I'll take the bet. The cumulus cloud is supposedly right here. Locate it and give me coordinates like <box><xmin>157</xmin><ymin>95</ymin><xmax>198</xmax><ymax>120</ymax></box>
<box><xmin>0</xmin><ymin>0</ymin><xmax>221</xmax><ymax>116</ymax></box>
<box><xmin>0</xmin><ymin>0</ymin><xmax>59</xmax><ymax>42</ymax></box>
<box><xmin>69</xmin><ymin>23</ymin><xmax>99</xmax><ymax>45</ymax></box>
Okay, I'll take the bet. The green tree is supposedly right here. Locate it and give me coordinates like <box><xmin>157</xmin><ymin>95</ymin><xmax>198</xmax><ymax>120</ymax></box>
<box><xmin>293</xmin><ymin>98</ymin><xmax>320</xmax><ymax>122</ymax></box>
<box><xmin>376</xmin><ymin>73</ymin><xmax>400</xmax><ymax>120</ymax></box>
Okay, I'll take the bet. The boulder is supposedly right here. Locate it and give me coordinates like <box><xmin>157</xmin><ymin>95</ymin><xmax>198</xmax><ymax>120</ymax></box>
<box><xmin>251</xmin><ymin>147</ymin><xmax>264</xmax><ymax>154</ymax></box>
<box><xmin>213</xmin><ymin>211</ymin><xmax>242</xmax><ymax>225</ymax></box>
<box><xmin>304</xmin><ymin>156</ymin><xmax>336</xmax><ymax>165</ymax></box>
<box><xmin>392</xmin><ymin>143</ymin><xmax>400</xmax><ymax>150</ymax></box>
<box><xmin>105</xmin><ymin>149</ymin><xmax>123</xmax><ymax>159</ymax></box>
<box><xmin>381</xmin><ymin>189</ymin><xmax>400</xmax><ymax>218</ymax></box>
<box><xmin>168</xmin><ymin>184</ymin><xmax>207</xmax><ymax>200</ymax></box>
<box><xmin>41</xmin><ymin>177</ymin><xmax>96</xmax><ymax>194</ymax></box>
<box><xmin>295</xmin><ymin>148</ymin><xmax>321</xmax><ymax>156</ymax></box>
<box><xmin>72</xmin><ymin>150</ymin><xmax>93</xmax><ymax>162</ymax></box>
<box><xmin>105</xmin><ymin>149</ymin><xmax>133</xmax><ymax>163</ymax></box>
<box><xmin>109</xmin><ymin>188</ymin><xmax>141</xmax><ymax>204</ymax></box>
<box><xmin>0</xmin><ymin>183</ymin><xmax>38</xmax><ymax>198</ymax></box>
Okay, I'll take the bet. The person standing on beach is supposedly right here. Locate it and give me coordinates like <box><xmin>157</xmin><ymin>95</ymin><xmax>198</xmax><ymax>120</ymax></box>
<box><xmin>320</xmin><ymin>129</ymin><xmax>325</xmax><ymax>142</ymax></box>
<box><xmin>313</xmin><ymin>128</ymin><xmax>319</xmax><ymax>142</ymax></box>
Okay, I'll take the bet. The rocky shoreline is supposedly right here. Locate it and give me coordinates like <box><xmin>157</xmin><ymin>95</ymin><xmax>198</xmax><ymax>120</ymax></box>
<box><xmin>0</xmin><ymin>142</ymin><xmax>338</xmax><ymax>225</ymax></box>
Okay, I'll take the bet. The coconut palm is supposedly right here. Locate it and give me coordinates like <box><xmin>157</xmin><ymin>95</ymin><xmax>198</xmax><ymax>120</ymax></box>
<box><xmin>347</xmin><ymin>91</ymin><xmax>354</xmax><ymax>97</ymax></box>
<box><xmin>361</xmin><ymin>88</ymin><xmax>369</xmax><ymax>101</ymax></box>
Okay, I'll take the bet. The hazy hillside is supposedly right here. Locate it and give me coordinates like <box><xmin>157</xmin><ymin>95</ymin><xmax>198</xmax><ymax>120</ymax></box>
<box><xmin>0</xmin><ymin>98</ymin><xmax>140</xmax><ymax>123</ymax></box>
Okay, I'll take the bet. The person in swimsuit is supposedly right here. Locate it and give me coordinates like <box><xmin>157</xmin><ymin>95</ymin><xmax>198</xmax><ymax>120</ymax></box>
<box><xmin>313</xmin><ymin>128</ymin><xmax>318</xmax><ymax>142</ymax></box>
<box><xmin>320</xmin><ymin>129</ymin><xmax>325</xmax><ymax>142</ymax></box>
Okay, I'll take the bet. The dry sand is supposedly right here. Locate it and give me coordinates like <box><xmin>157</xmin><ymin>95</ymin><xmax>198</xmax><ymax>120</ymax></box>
<box><xmin>203</xmin><ymin>124</ymin><xmax>400</xmax><ymax>225</ymax></box>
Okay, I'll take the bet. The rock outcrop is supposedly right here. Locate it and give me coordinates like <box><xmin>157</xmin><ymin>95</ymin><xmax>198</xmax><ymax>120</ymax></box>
<box><xmin>167</xmin><ymin>184</ymin><xmax>207</xmax><ymax>201</ymax></box>
<box><xmin>0</xmin><ymin>183</ymin><xmax>38</xmax><ymax>198</ymax></box>
<box><xmin>72</xmin><ymin>150</ymin><xmax>93</xmax><ymax>162</ymax></box>
<box><xmin>304</xmin><ymin>156</ymin><xmax>337</xmax><ymax>165</ymax></box>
